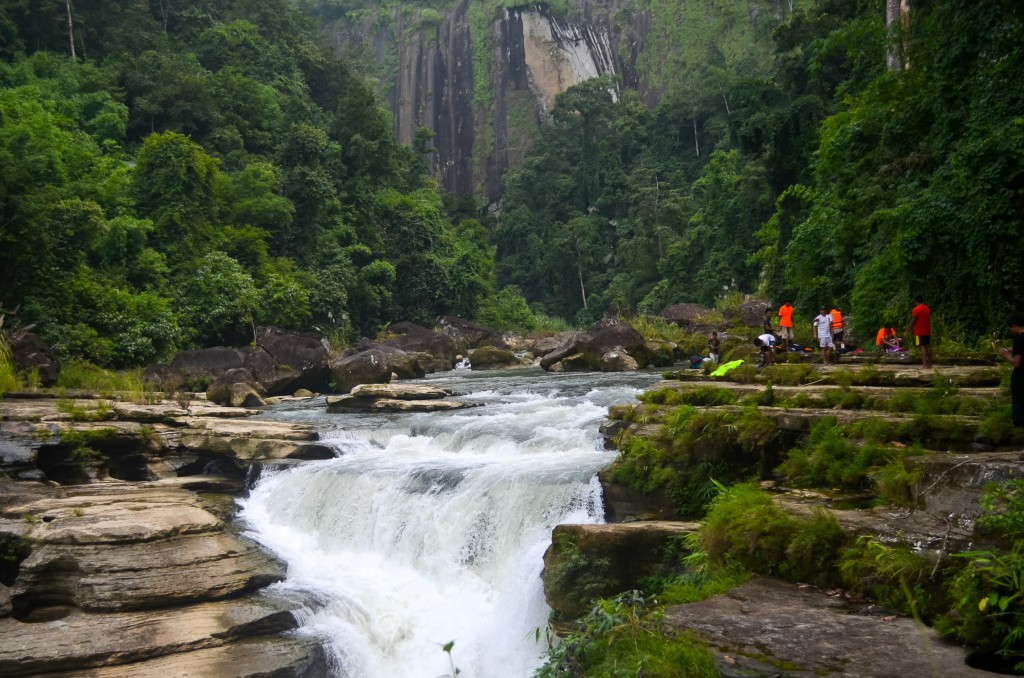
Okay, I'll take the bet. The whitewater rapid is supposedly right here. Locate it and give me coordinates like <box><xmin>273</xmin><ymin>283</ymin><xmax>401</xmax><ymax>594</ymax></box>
<box><xmin>239</xmin><ymin>368</ymin><xmax>658</xmax><ymax>678</ymax></box>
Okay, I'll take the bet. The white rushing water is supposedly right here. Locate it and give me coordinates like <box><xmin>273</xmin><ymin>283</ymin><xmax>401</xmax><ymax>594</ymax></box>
<box><xmin>239</xmin><ymin>369</ymin><xmax>658</xmax><ymax>678</ymax></box>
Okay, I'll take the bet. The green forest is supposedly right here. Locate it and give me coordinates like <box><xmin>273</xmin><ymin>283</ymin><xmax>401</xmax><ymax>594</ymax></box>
<box><xmin>0</xmin><ymin>0</ymin><xmax>502</xmax><ymax>367</ymax></box>
<box><xmin>496</xmin><ymin>0</ymin><xmax>1024</xmax><ymax>338</ymax></box>
<box><xmin>0</xmin><ymin>0</ymin><xmax>1022</xmax><ymax>369</ymax></box>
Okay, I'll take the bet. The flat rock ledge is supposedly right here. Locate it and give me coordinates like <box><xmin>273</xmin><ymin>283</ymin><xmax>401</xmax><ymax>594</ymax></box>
<box><xmin>663</xmin><ymin>577</ymin><xmax>987</xmax><ymax>678</ymax></box>
<box><xmin>0</xmin><ymin>478</ymin><xmax>327</xmax><ymax>677</ymax></box>
<box><xmin>326</xmin><ymin>383</ymin><xmax>479</xmax><ymax>412</ymax></box>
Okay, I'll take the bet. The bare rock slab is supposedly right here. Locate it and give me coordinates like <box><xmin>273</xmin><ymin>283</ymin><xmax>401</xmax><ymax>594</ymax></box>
<box><xmin>0</xmin><ymin>597</ymin><xmax>300</xmax><ymax>676</ymax></box>
<box><xmin>663</xmin><ymin>577</ymin><xmax>987</xmax><ymax>677</ymax></box>
<box><xmin>47</xmin><ymin>634</ymin><xmax>328</xmax><ymax>677</ymax></box>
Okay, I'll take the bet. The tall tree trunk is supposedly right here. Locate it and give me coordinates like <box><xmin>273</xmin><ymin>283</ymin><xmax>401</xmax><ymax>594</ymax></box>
<box><xmin>65</xmin><ymin>0</ymin><xmax>76</xmax><ymax>60</ymax></box>
<box><xmin>692</xmin><ymin>117</ymin><xmax>700</xmax><ymax>157</ymax></box>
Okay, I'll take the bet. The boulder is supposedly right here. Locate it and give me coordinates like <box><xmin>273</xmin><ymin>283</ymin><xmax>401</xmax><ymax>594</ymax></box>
<box><xmin>597</xmin><ymin>350</ymin><xmax>640</xmax><ymax>372</ymax></box>
<box><xmin>382</xmin><ymin>322</ymin><xmax>457</xmax><ymax>368</ymax></box>
<box><xmin>645</xmin><ymin>339</ymin><xmax>679</xmax><ymax>367</ymax></box>
<box><xmin>243</xmin><ymin>327</ymin><xmax>331</xmax><ymax>396</ymax></box>
<box><xmin>739</xmin><ymin>299</ymin><xmax>772</xmax><ymax>328</ymax></box>
<box><xmin>350</xmin><ymin>384</ymin><xmax>454</xmax><ymax>400</ymax></box>
<box><xmin>170</xmin><ymin>347</ymin><xmax>248</xmax><ymax>384</ymax></box>
<box><xmin>8</xmin><ymin>332</ymin><xmax>60</xmax><ymax>386</ymax></box>
<box><xmin>436</xmin><ymin>316</ymin><xmax>508</xmax><ymax>352</ymax></box>
<box><xmin>663</xmin><ymin>578</ymin><xmax>986</xmax><ymax>678</ymax></box>
<box><xmin>329</xmin><ymin>397</ymin><xmax>474</xmax><ymax>412</ymax></box>
<box><xmin>661</xmin><ymin>303</ymin><xmax>711</xmax><ymax>327</ymax></box>
<box><xmin>539</xmin><ymin>333</ymin><xmax>589</xmax><ymax>371</ymax></box>
<box><xmin>340</xmin><ymin>342</ymin><xmax>428</xmax><ymax>380</ymax></box>
<box><xmin>230</xmin><ymin>383</ymin><xmax>266</xmax><ymax>408</ymax></box>
<box><xmin>329</xmin><ymin>349</ymin><xmax>392</xmax><ymax>393</ymax></box>
<box><xmin>206</xmin><ymin>368</ymin><xmax>262</xmax><ymax>407</ymax></box>
<box><xmin>542</xmin><ymin>522</ymin><xmax>698</xmax><ymax>618</ymax></box>
<box><xmin>582</xmin><ymin>318</ymin><xmax>649</xmax><ymax>369</ymax></box>
<box><xmin>468</xmin><ymin>346</ymin><xmax>523</xmax><ymax>370</ymax></box>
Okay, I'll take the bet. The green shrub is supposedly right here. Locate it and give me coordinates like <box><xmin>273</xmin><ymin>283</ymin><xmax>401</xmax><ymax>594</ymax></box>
<box><xmin>672</xmin><ymin>386</ymin><xmax>738</xmax><ymax>407</ymax></box>
<box><xmin>535</xmin><ymin>591</ymin><xmax>720</xmax><ymax>678</ymax></box>
<box><xmin>0</xmin><ymin>336</ymin><xmax>19</xmax><ymax>396</ymax></box>
<box><xmin>699</xmin><ymin>482</ymin><xmax>796</xmax><ymax>574</ymax></box>
<box><xmin>839</xmin><ymin>536</ymin><xmax>943</xmax><ymax>619</ymax></box>
<box><xmin>544</xmin><ymin>535</ymin><xmax>619</xmax><ymax>620</ymax></box>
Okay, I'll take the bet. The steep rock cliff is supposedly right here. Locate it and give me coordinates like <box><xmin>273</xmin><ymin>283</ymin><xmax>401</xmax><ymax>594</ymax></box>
<box><xmin>325</xmin><ymin>0</ymin><xmax>782</xmax><ymax>204</ymax></box>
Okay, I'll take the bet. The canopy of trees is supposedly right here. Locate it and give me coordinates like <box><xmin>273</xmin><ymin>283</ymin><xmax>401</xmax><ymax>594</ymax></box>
<box><xmin>0</xmin><ymin>0</ymin><xmax>498</xmax><ymax>366</ymax></box>
<box><xmin>496</xmin><ymin>0</ymin><xmax>1024</xmax><ymax>339</ymax></box>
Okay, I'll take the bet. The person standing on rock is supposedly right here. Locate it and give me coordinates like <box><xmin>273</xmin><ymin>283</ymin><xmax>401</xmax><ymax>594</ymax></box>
<box><xmin>813</xmin><ymin>307</ymin><xmax>834</xmax><ymax>364</ymax></box>
<box><xmin>777</xmin><ymin>301</ymin><xmax>795</xmax><ymax>350</ymax></box>
<box><xmin>1000</xmin><ymin>312</ymin><xmax>1024</xmax><ymax>426</ymax></box>
<box><xmin>908</xmin><ymin>296</ymin><xmax>934</xmax><ymax>369</ymax></box>
<box><xmin>830</xmin><ymin>307</ymin><xmax>845</xmax><ymax>350</ymax></box>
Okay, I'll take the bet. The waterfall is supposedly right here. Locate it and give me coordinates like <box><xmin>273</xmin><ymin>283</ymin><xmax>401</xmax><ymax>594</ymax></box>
<box><xmin>239</xmin><ymin>370</ymin><xmax>656</xmax><ymax>678</ymax></box>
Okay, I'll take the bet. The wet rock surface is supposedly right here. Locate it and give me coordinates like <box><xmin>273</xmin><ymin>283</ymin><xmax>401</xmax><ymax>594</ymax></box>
<box><xmin>0</xmin><ymin>391</ymin><xmax>327</xmax><ymax>676</ymax></box>
<box><xmin>663</xmin><ymin>577</ymin><xmax>988</xmax><ymax>677</ymax></box>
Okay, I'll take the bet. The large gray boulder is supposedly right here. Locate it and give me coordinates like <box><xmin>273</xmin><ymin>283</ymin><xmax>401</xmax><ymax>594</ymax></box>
<box><xmin>8</xmin><ymin>332</ymin><xmax>60</xmax><ymax>386</ymax></box>
<box><xmin>661</xmin><ymin>303</ymin><xmax>711</xmax><ymax>327</ymax></box>
<box><xmin>582</xmin><ymin>318</ymin><xmax>649</xmax><ymax>369</ymax></box>
<box><xmin>206</xmin><ymin>368</ymin><xmax>262</xmax><ymax>407</ymax></box>
<box><xmin>329</xmin><ymin>349</ymin><xmax>397</xmax><ymax>393</ymax></box>
<box><xmin>739</xmin><ymin>299</ymin><xmax>772</xmax><ymax>328</ymax></box>
<box><xmin>436</xmin><ymin>316</ymin><xmax>508</xmax><ymax>352</ymax></box>
<box><xmin>539</xmin><ymin>333</ymin><xmax>589</xmax><ymax>371</ymax></box>
<box><xmin>382</xmin><ymin>322</ymin><xmax>456</xmax><ymax>368</ymax></box>
<box><xmin>243</xmin><ymin>327</ymin><xmax>331</xmax><ymax>396</ymax></box>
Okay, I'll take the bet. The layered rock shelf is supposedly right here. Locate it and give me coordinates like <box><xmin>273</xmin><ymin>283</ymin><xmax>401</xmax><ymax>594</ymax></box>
<box><xmin>0</xmin><ymin>390</ymin><xmax>330</xmax><ymax>677</ymax></box>
<box><xmin>544</xmin><ymin>361</ymin><xmax>1023</xmax><ymax>675</ymax></box>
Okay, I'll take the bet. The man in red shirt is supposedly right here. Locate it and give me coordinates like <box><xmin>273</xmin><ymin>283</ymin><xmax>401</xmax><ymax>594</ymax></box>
<box><xmin>777</xmin><ymin>302</ymin><xmax>794</xmax><ymax>350</ymax></box>
<box><xmin>908</xmin><ymin>296</ymin><xmax>933</xmax><ymax>368</ymax></box>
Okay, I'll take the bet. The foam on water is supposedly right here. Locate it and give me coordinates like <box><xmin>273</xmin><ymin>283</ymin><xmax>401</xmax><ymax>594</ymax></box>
<box><xmin>239</xmin><ymin>369</ymin><xmax>657</xmax><ymax>677</ymax></box>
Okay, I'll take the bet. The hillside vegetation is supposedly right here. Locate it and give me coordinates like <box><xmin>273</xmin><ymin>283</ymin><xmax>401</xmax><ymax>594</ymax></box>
<box><xmin>0</xmin><ymin>0</ymin><xmax>505</xmax><ymax>366</ymax></box>
<box><xmin>495</xmin><ymin>0</ymin><xmax>1024</xmax><ymax>340</ymax></box>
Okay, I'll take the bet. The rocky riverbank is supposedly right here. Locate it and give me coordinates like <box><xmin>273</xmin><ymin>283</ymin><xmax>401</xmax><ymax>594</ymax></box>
<box><xmin>0</xmin><ymin>391</ymin><xmax>330</xmax><ymax>676</ymax></box>
<box><xmin>542</xmin><ymin>361</ymin><xmax>1024</xmax><ymax>676</ymax></box>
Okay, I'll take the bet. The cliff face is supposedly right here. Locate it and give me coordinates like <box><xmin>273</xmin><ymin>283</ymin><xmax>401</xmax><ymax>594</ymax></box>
<box><xmin>326</xmin><ymin>0</ymin><xmax>772</xmax><ymax>204</ymax></box>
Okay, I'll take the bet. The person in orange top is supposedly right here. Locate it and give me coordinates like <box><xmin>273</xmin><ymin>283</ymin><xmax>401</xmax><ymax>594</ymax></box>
<box><xmin>875</xmin><ymin>326</ymin><xmax>900</xmax><ymax>352</ymax></box>
<box><xmin>830</xmin><ymin>307</ymin><xmax>844</xmax><ymax>349</ymax></box>
<box><xmin>777</xmin><ymin>301</ymin><xmax>794</xmax><ymax>349</ymax></box>
<box><xmin>907</xmin><ymin>296</ymin><xmax>933</xmax><ymax>368</ymax></box>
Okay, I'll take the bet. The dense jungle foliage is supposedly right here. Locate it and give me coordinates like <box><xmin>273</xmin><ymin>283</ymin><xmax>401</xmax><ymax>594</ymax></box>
<box><xmin>0</xmin><ymin>0</ymin><xmax>505</xmax><ymax>366</ymax></box>
<box><xmin>1</xmin><ymin>0</ymin><xmax>1021</xmax><ymax>368</ymax></box>
<box><xmin>495</xmin><ymin>0</ymin><xmax>1024</xmax><ymax>341</ymax></box>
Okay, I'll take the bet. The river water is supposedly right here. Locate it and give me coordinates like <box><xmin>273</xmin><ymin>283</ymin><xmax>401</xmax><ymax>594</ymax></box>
<box><xmin>238</xmin><ymin>367</ymin><xmax>661</xmax><ymax>678</ymax></box>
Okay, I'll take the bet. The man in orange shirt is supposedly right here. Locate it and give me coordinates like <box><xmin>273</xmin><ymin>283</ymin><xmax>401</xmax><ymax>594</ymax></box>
<box><xmin>907</xmin><ymin>296</ymin><xmax>933</xmax><ymax>368</ymax></box>
<box><xmin>830</xmin><ymin>307</ymin><xmax>844</xmax><ymax>349</ymax></box>
<box><xmin>777</xmin><ymin>301</ymin><xmax>794</xmax><ymax>350</ymax></box>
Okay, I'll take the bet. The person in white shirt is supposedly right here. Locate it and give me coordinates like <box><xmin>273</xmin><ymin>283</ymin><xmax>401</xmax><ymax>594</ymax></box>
<box><xmin>753</xmin><ymin>332</ymin><xmax>777</xmax><ymax>366</ymax></box>
<box><xmin>813</xmin><ymin>306</ymin><xmax>835</xmax><ymax>364</ymax></box>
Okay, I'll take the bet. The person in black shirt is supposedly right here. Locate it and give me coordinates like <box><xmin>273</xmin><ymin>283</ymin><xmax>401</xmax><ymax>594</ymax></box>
<box><xmin>1000</xmin><ymin>312</ymin><xmax>1024</xmax><ymax>426</ymax></box>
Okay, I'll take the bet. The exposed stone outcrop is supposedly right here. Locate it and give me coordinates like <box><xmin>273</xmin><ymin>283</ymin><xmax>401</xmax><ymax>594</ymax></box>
<box><xmin>206</xmin><ymin>367</ymin><xmax>262</xmax><ymax>407</ymax></box>
<box><xmin>8</xmin><ymin>332</ymin><xmax>60</xmax><ymax>386</ymax></box>
<box><xmin>543</xmin><ymin>521</ymin><xmax>698</xmax><ymax>618</ymax></box>
<box><xmin>326</xmin><ymin>383</ymin><xmax>478</xmax><ymax>413</ymax></box>
<box><xmin>169</xmin><ymin>347</ymin><xmax>248</xmax><ymax>382</ymax></box>
<box><xmin>663</xmin><ymin>578</ymin><xmax>987</xmax><ymax>678</ymax></box>
<box><xmin>244</xmin><ymin>326</ymin><xmax>332</xmax><ymax>396</ymax></box>
<box><xmin>576</xmin><ymin>318</ymin><xmax>650</xmax><ymax>371</ymax></box>
<box><xmin>437</xmin><ymin>316</ymin><xmax>508</xmax><ymax>352</ymax></box>
<box><xmin>468</xmin><ymin>346</ymin><xmax>528</xmax><ymax>369</ymax></box>
<box><xmin>0</xmin><ymin>390</ymin><xmax>328</xmax><ymax>676</ymax></box>
<box><xmin>383</xmin><ymin>322</ymin><xmax>458</xmax><ymax>368</ymax></box>
<box><xmin>330</xmin><ymin>348</ymin><xmax>396</xmax><ymax>393</ymax></box>
<box><xmin>660</xmin><ymin>302</ymin><xmax>711</xmax><ymax>327</ymax></box>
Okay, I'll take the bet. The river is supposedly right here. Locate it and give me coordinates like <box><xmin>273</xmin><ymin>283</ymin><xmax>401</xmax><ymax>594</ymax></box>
<box><xmin>238</xmin><ymin>367</ymin><xmax>661</xmax><ymax>678</ymax></box>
